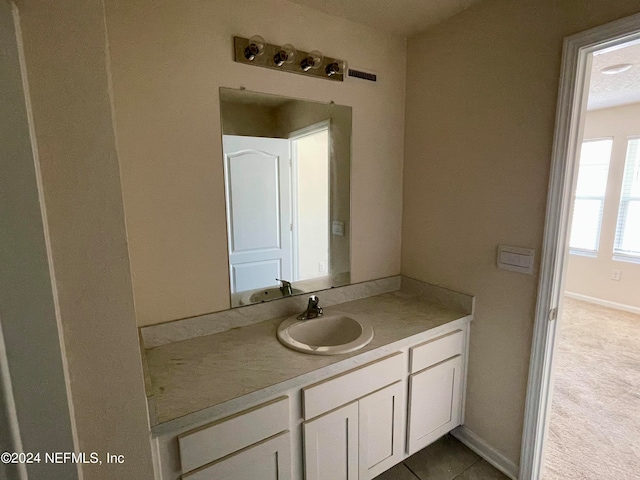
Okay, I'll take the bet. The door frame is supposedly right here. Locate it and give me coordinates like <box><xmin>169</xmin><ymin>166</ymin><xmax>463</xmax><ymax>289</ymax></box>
<box><xmin>520</xmin><ymin>12</ymin><xmax>640</xmax><ymax>480</ymax></box>
<box><xmin>1</xmin><ymin>2</ymin><xmax>79</xmax><ymax>478</ymax></box>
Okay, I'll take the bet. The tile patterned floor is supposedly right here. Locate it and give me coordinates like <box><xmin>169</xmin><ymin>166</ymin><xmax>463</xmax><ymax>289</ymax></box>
<box><xmin>374</xmin><ymin>435</ymin><xmax>508</xmax><ymax>480</ymax></box>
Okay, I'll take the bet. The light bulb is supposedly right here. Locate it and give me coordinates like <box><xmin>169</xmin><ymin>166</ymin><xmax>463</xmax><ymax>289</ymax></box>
<box><xmin>325</xmin><ymin>60</ymin><xmax>347</xmax><ymax>77</ymax></box>
<box><xmin>274</xmin><ymin>44</ymin><xmax>297</xmax><ymax>67</ymax></box>
<box><xmin>301</xmin><ymin>50</ymin><xmax>324</xmax><ymax>71</ymax></box>
<box><xmin>244</xmin><ymin>35</ymin><xmax>266</xmax><ymax>61</ymax></box>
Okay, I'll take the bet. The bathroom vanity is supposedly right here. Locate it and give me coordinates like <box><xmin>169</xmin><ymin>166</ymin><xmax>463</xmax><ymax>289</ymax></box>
<box><xmin>143</xmin><ymin>278</ymin><xmax>473</xmax><ymax>480</ymax></box>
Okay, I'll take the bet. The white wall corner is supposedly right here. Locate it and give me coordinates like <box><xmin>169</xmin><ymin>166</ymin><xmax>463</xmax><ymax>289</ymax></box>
<box><xmin>564</xmin><ymin>292</ymin><xmax>640</xmax><ymax>315</ymax></box>
<box><xmin>451</xmin><ymin>426</ymin><xmax>519</xmax><ymax>480</ymax></box>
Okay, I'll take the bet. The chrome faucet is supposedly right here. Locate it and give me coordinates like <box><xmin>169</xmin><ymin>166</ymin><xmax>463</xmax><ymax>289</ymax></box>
<box><xmin>276</xmin><ymin>278</ymin><xmax>293</xmax><ymax>296</ymax></box>
<box><xmin>297</xmin><ymin>295</ymin><xmax>323</xmax><ymax>320</ymax></box>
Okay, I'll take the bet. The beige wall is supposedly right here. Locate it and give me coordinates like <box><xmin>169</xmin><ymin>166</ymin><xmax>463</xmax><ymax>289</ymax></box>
<box><xmin>566</xmin><ymin>103</ymin><xmax>640</xmax><ymax>309</ymax></box>
<box><xmin>403</xmin><ymin>0</ymin><xmax>640</xmax><ymax>466</ymax></box>
<box><xmin>16</xmin><ymin>1</ymin><xmax>155</xmax><ymax>478</ymax></box>
<box><xmin>105</xmin><ymin>0</ymin><xmax>406</xmax><ymax>326</ymax></box>
<box><xmin>220</xmin><ymin>102</ymin><xmax>280</xmax><ymax>138</ymax></box>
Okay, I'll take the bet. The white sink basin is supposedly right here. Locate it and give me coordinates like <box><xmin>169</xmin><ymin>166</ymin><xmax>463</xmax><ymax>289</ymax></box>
<box><xmin>277</xmin><ymin>315</ymin><xmax>374</xmax><ymax>355</ymax></box>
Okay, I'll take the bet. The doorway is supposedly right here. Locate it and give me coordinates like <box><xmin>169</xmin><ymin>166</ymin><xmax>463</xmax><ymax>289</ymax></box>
<box><xmin>520</xmin><ymin>12</ymin><xmax>640</xmax><ymax>480</ymax></box>
<box><xmin>290</xmin><ymin>121</ymin><xmax>330</xmax><ymax>283</ymax></box>
<box><xmin>545</xmin><ymin>45</ymin><xmax>640</xmax><ymax>477</ymax></box>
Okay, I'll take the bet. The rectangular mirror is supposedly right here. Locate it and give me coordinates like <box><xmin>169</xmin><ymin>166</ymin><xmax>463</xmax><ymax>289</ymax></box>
<box><xmin>220</xmin><ymin>88</ymin><xmax>351</xmax><ymax>307</ymax></box>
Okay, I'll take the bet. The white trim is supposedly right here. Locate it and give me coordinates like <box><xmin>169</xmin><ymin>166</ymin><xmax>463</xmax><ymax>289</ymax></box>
<box><xmin>290</xmin><ymin>139</ymin><xmax>300</xmax><ymax>280</ymax></box>
<box><xmin>0</xmin><ymin>315</ymin><xmax>27</xmax><ymax>480</ymax></box>
<box><xmin>564</xmin><ymin>292</ymin><xmax>640</xmax><ymax>315</ymax></box>
<box><xmin>568</xmin><ymin>248</ymin><xmax>597</xmax><ymax>258</ymax></box>
<box><xmin>13</xmin><ymin>4</ymin><xmax>82</xmax><ymax>466</ymax></box>
<box><xmin>521</xmin><ymin>12</ymin><xmax>640</xmax><ymax>480</ymax></box>
<box><xmin>612</xmin><ymin>254</ymin><xmax>640</xmax><ymax>264</ymax></box>
<box><xmin>1</xmin><ymin>7</ymin><xmax>27</xmax><ymax>477</ymax></box>
<box><xmin>451</xmin><ymin>426</ymin><xmax>519</xmax><ymax>480</ymax></box>
<box><xmin>288</xmin><ymin>119</ymin><xmax>330</xmax><ymax>141</ymax></box>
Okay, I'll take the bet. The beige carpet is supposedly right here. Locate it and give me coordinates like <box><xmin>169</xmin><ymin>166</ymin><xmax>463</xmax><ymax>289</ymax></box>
<box><xmin>543</xmin><ymin>297</ymin><xmax>640</xmax><ymax>480</ymax></box>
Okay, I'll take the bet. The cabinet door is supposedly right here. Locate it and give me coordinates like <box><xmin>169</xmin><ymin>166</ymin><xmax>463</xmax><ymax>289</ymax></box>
<box><xmin>181</xmin><ymin>432</ymin><xmax>291</xmax><ymax>480</ymax></box>
<box><xmin>407</xmin><ymin>355</ymin><xmax>463</xmax><ymax>455</ymax></box>
<box><xmin>358</xmin><ymin>381</ymin><xmax>405</xmax><ymax>479</ymax></box>
<box><xmin>304</xmin><ymin>402</ymin><xmax>359</xmax><ymax>480</ymax></box>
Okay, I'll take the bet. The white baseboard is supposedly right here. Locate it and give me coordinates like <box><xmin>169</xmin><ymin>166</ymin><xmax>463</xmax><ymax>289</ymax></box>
<box><xmin>564</xmin><ymin>292</ymin><xmax>640</xmax><ymax>315</ymax></box>
<box><xmin>451</xmin><ymin>426</ymin><xmax>519</xmax><ymax>480</ymax></box>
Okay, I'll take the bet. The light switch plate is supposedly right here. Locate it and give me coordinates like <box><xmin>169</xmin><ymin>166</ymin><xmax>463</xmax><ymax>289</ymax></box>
<box><xmin>497</xmin><ymin>245</ymin><xmax>535</xmax><ymax>274</ymax></box>
<box><xmin>332</xmin><ymin>220</ymin><xmax>345</xmax><ymax>236</ymax></box>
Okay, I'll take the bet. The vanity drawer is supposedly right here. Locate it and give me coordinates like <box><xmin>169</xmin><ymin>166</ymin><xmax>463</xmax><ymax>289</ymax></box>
<box><xmin>181</xmin><ymin>431</ymin><xmax>291</xmax><ymax>480</ymax></box>
<box><xmin>410</xmin><ymin>329</ymin><xmax>464</xmax><ymax>374</ymax></box>
<box><xmin>178</xmin><ymin>396</ymin><xmax>289</xmax><ymax>473</ymax></box>
<box><xmin>302</xmin><ymin>352</ymin><xmax>403</xmax><ymax>420</ymax></box>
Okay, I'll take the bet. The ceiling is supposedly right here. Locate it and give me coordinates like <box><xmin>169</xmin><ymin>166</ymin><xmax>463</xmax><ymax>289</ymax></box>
<box><xmin>286</xmin><ymin>0</ymin><xmax>483</xmax><ymax>37</ymax></box>
<box><xmin>589</xmin><ymin>41</ymin><xmax>640</xmax><ymax>110</ymax></box>
<box><xmin>284</xmin><ymin>1</ymin><xmax>640</xmax><ymax>111</ymax></box>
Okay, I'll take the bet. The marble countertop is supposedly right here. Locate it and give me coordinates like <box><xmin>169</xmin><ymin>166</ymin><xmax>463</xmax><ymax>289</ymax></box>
<box><xmin>144</xmin><ymin>288</ymin><xmax>471</xmax><ymax>431</ymax></box>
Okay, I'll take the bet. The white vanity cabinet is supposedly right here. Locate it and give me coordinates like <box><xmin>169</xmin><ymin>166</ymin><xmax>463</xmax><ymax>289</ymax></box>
<box><xmin>152</xmin><ymin>319</ymin><xmax>470</xmax><ymax>480</ymax></box>
<box><xmin>407</xmin><ymin>330</ymin><xmax>466</xmax><ymax>455</ymax></box>
<box><xmin>302</xmin><ymin>353</ymin><xmax>406</xmax><ymax>480</ymax></box>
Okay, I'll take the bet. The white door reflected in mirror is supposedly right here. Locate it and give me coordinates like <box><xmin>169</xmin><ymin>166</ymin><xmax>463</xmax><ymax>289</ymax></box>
<box><xmin>223</xmin><ymin>135</ymin><xmax>293</xmax><ymax>293</ymax></box>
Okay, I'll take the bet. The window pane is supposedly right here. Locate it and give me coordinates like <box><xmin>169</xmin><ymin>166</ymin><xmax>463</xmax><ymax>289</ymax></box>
<box><xmin>570</xmin><ymin>199</ymin><xmax>603</xmax><ymax>251</ymax></box>
<box><xmin>617</xmin><ymin>200</ymin><xmax>640</xmax><ymax>255</ymax></box>
<box><xmin>574</xmin><ymin>140</ymin><xmax>612</xmax><ymax>196</ymax></box>
<box><xmin>615</xmin><ymin>139</ymin><xmax>640</xmax><ymax>258</ymax></box>
<box><xmin>569</xmin><ymin>139</ymin><xmax>612</xmax><ymax>253</ymax></box>
<box><xmin>627</xmin><ymin>140</ymin><xmax>640</xmax><ymax>197</ymax></box>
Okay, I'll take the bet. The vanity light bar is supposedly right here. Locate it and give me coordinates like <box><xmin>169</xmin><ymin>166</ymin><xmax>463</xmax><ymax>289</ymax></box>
<box><xmin>233</xmin><ymin>36</ymin><xmax>345</xmax><ymax>82</ymax></box>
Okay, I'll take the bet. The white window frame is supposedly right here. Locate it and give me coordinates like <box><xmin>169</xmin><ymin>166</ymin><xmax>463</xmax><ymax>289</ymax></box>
<box><xmin>613</xmin><ymin>136</ymin><xmax>640</xmax><ymax>263</ymax></box>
